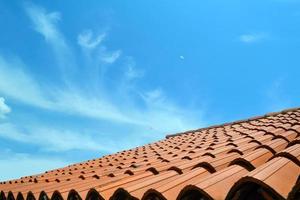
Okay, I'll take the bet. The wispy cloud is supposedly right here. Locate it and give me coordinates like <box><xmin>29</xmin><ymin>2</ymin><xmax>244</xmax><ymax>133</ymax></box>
<box><xmin>0</xmin><ymin>56</ymin><xmax>134</xmax><ymax>123</ymax></box>
<box><xmin>13</xmin><ymin>3</ymin><xmax>206</xmax><ymax>133</ymax></box>
<box><xmin>0</xmin><ymin>56</ymin><xmax>51</xmax><ymax>108</ymax></box>
<box><xmin>78</xmin><ymin>29</ymin><xmax>121</xmax><ymax>64</ymax></box>
<box><xmin>140</xmin><ymin>88</ymin><xmax>202</xmax><ymax>133</ymax></box>
<box><xmin>25</xmin><ymin>3</ymin><xmax>61</xmax><ymax>41</ymax></box>
<box><xmin>125</xmin><ymin>64</ymin><xmax>144</xmax><ymax>80</ymax></box>
<box><xmin>25</xmin><ymin>3</ymin><xmax>75</xmax><ymax>74</ymax></box>
<box><xmin>0</xmin><ymin>56</ymin><xmax>202</xmax><ymax>133</ymax></box>
<box><xmin>0</xmin><ymin>3</ymin><xmax>206</xmax><ymax>159</ymax></box>
<box><xmin>55</xmin><ymin>89</ymin><xmax>134</xmax><ymax>123</ymax></box>
<box><xmin>0</xmin><ymin>97</ymin><xmax>10</xmax><ymax>118</ymax></box>
<box><xmin>0</xmin><ymin>123</ymin><xmax>111</xmax><ymax>152</ymax></box>
<box><xmin>0</xmin><ymin>2</ymin><xmax>207</xmax><ymax>180</ymax></box>
<box><xmin>78</xmin><ymin>30</ymin><xmax>106</xmax><ymax>49</ymax></box>
<box><xmin>100</xmin><ymin>49</ymin><xmax>122</xmax><ymax>64</ymax></box>
<box><xmin>239</xmin><ymin>32</ymin><xmax>268</xmax><ymax>43</ymax></box>
<box><xmin>24</xmin><ymin>3</ymin><xmax>206</xmax><ymax>133</ymax></box>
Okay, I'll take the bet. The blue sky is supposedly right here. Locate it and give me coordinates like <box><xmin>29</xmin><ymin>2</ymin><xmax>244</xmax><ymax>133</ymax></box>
<box><xmin>0</xmin><ymin>0</ymin><xmax>300</xmax><ymax>180</ymax></box>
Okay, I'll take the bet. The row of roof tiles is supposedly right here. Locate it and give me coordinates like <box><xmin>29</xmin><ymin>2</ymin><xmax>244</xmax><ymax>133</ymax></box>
<box><xmin>1</xmin><ymin>107</ymin><xmax>300</xmax><ymax>199</ymax></box>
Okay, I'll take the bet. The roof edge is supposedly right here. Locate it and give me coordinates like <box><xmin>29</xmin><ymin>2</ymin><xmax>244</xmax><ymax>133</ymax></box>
<box><xmin>166</xmin><ymin>106</ymin><xmax>300</xmax><ymax>138</ymax></box>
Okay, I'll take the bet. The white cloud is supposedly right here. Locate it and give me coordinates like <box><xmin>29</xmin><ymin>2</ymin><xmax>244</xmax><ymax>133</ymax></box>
<box><xmin>0</xmin><ymin>2</ymin><xmax>207</xmax><ymax>181</ymax></box>
<box><xmin>78</xmin><ymin>30</ymin><xmax>106</xmax><ymax>49</ymax></box>
<box><xmin>25</xmin><ymin>3</ymin><xmax>206</xmax><ymax>134</ymax></box>
<box><xmin>125</xmin><ymin>65</ymin><xmax>144</xmax><ymax>80</ymax></box>
<box><xmin>100</xmin><ymin>49</ymin><xmax>122</xmax><ymax>64</ymax></box>
<box><xmin>0</xmin><ymin>55</ymin><xmax>203</xmax><ymax>135</ymax></box>
<box><xmin>55</xmin><ymin>89</ymin><xmax>136</xmax><ymax>124</ymax></box>
<box><xmin>0</xmin><ymin>123</ymin><xmax>107</xmax><ymax>152</ymax></box>
<box><xmin>0</xmin><ymin>56</ymin><xmax>51</xmax><ymax>108</ymax></box>
<box><xmin>0</xmin><ymin>3</ymin><xmax>206</xmax><ymax>151</ymax></box>
<box><xmin>25</xmin><ymin>3</ymin><xmax>74</xmax><ymax>73</ymax></box>
<box><xmin>0</xmin><ymin>97</ymin><xmax>10</xmax><ymax>118</ymax></box>
<box><xmin>0</xmin><ymin>56</ymin><xmax>138</xmax><ymax>124</ymax></box>
<box><xmin>239</xmin><ymin>33</ymin><xmax>268</xmax><ymax>43</ymax></box>
<box><xmin>25</xmin><ymin>3</ymin><xmax>61</xmax><ymax>41</ymax></box>
<box><xmin>122</xmin><ymin>57</ymin><xmax>144</xmax><ymax>81</ymax></box>
<box><xmin>143</xmin><ymin>88</ymin><xmax>163</xmax><ymax>103</ymax></box>
<box><xmin>78</xmin><ymin>29</ymin><xmax>121</xmax><ymax>64</ymax></box>
<box><xmin>140</xmin><ymin>88</ymin><xmax>202</xmax><ymax>133</ymax></box>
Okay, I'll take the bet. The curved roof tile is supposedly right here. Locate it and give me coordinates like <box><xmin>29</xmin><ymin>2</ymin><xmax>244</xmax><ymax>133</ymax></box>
<box><xmin>1</xmin><ymin>107</ymin><xmax>300</xmax><ymax>200</ymax></box>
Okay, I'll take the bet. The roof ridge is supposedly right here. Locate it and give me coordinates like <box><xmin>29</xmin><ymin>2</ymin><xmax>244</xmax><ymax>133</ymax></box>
<box><xmin>165</xmin><ymin>106</ymin><xmax>300</xmax><ymax>138</ymax></box>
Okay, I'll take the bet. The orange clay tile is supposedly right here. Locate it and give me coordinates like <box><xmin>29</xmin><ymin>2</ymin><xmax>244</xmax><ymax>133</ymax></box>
<box><xmin>1</xmin><ymin>107</ymin><xmax>300</xmax><ymax>200</ymax></box>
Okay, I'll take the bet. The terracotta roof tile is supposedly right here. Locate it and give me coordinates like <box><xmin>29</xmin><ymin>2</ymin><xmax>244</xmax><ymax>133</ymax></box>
<box><xmin>227</xmin><ymin>157</ymin><xmax>299</xmax><ymax>200</ymax></box>
<box><xmin>1</xmin><ymin>107</ymin><xmax>300</xmax><ymax>200</ymax></box>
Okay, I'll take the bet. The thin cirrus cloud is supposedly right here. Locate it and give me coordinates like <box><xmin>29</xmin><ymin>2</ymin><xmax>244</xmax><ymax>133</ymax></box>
<box><xmin>0</xmin><ymin>123</ymin><xmax>114</xmax><ymax>152</ymax></box>
<box><xmin>25</xmin><ymin>2</ymin><xmax>75</xmax><ymax>74</ymax></box>
<box><xmin>0</xmin><ymin>55</ymin><xmax>136</xmax><ymax>124</ymax></box>
<box><xmin>78</xmin><ymin>30</ymin><xmax>106</xmax><ymax>50</ymax></box>
<box><xmin>0</xmin><ymin>56</ymin><xmax>52</xmax><ymax>109</ymax></box>
<box><xmin>0</xmin><ymin>97</ymin><xmax>11</xmax><ymax>118</ymax></box>
<box><xmin>0</xmin><ymin>2</ymin><xmax>206</xmax><ymax>180</ymax></box>
<box><xmin>100</xmin><ymin>50</ymin><xmax>122</xmax><ymax>64</ymax></box>
<box><xmin>125</xmin><ymin>64</ymin><xmax>144</xmax><ymax>80</ymax></box>
<box><xmin>25</xmin><ymin>3</ymin><xmax>61</xmax><ymax>42</ymax></box>
<box><xmin>239</xmin><ymin>33</ymin><xmax>268</xmax><ymax>44</ymax></box>
<box><xmin>0</xmin><ymin>2</ymin><xmax>205</xmax><ymax>158</ymax></box>
<box><xmin>0</xmin><ymin>54</ymin><xmax>202</xmax><ymax>134</ymax></box>
<box><xmin>78</xmin><ymin>29</ymin><xmax>122</xmax><ymax>64</ymax></box>
<box><xmin>23</xmin><ymin>3</ymin><xmax>203</xmax><ymax>132</ymax></box>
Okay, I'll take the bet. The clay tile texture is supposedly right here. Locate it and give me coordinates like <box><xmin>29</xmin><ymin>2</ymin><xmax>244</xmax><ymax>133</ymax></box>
<box><xmin>1</xmin><ymin>107</ymin><xmax>300</xmax><ymax>200</ymax></box>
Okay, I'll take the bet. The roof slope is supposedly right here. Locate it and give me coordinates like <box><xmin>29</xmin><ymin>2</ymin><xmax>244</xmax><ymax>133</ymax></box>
<box><xmin>1</xmin><ymin>108</ymin><xmax>300</xmax><ymax>200</ymax></box>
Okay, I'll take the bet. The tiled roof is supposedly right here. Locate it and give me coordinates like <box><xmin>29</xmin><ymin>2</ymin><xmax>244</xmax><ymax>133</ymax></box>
<box><xmin>1</xmin><ymin>108</ymin><xmax>300</xmax><ymax>200</ymax></box>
